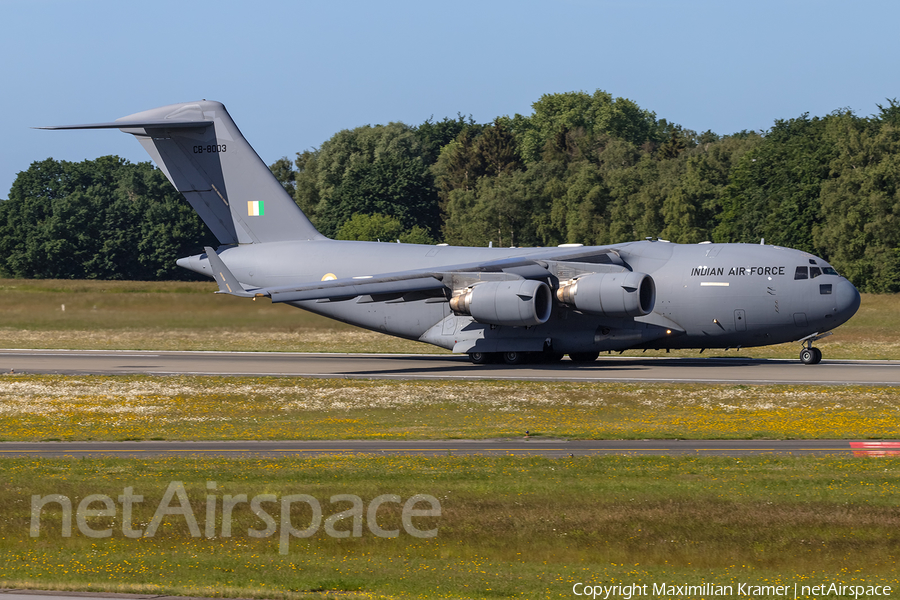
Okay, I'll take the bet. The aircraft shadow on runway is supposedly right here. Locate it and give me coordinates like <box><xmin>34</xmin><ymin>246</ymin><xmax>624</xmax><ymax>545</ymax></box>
<box><xmin>339</xmin><ymin>354</ymin><xmax>780</xmax><ymax>377</ymax></box>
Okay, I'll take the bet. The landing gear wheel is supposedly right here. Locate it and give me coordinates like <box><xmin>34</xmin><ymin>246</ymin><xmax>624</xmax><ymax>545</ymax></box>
<box><xmin>798</xmin><ymin>332</ymin><xmax>831</xmax><ymax>365</ymax></box>
<box><xmin>800</xmin><ymin>348</ymin><xmax>814</xmax><ymax>364</ymax></box>
<box><xmin>568</xmin><ymin>351</ymin><xmax>600</xmax><ymax>363</ymax></box>
<box><xmin>502</xmin><ymin>351</ymin><xmax>526</xmax><ymax>365</ymax></box>
<box><xmin>800</xmin><ymin>347</ymin><xmax>822</xmax><ymax>365</ymax></box>
<box><xmin>469</xmin><ymin>352</ymin><xmax>491</xmax><ymax>365</ymax></box>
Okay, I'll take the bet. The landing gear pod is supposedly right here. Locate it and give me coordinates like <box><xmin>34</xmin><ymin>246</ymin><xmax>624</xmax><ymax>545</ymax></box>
<box><xmin>557</xmin><ymin>272</ymin><xmax>655</xmax><ymax>317</ymax></box>
<box><xmin>451</xmin><ymin>279</ymin><xmax>553</xmax><ymax>327</ymax></box>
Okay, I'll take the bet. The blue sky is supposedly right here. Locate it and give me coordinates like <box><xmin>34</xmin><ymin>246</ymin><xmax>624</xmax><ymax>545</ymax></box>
<box><xmin>1</xmin><ymin>0</ymin><xmax>897</xmax><ymax>197</ymax></box>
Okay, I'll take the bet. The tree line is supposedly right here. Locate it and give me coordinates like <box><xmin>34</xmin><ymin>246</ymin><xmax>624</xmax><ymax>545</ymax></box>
<box><xmin>2</xmin><ymin>90</ymin><xmax>899</xmax><ymax>291</ymax></box>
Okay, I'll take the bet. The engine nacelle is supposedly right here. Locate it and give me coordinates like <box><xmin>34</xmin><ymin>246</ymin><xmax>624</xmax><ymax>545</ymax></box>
<box><xmin>450</xmin><ymin>279</ymin><xmax>552</xmax><ymax>327</ymax></box>
<box><xmin>556</xmin><ymin>271</ymin><xmax>655</xmax><ymax>317</ymax></box>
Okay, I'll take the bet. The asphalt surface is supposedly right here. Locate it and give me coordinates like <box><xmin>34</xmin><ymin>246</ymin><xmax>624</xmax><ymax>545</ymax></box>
<box><xmin>0</xmin><ymin>439</ymin><xmax>896</xmax><ymax>457</ymax></box>
<box><xmin>2</xmin><ymin>349</ymin><xmax>900</xmax><ymax>384</ymax></box>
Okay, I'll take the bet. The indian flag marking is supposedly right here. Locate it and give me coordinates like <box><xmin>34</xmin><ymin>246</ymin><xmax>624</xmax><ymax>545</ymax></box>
<box><xmin>248</xmin><ymin>200</ymin><xmax>265</xmax><ymax>216</ymax></box>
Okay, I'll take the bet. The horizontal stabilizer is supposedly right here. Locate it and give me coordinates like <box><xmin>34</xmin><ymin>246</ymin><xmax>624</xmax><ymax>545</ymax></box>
<box><xmin>36</xmin><ymin>120</ymin><xmax>213</xmax><ymax>130</ymax></box>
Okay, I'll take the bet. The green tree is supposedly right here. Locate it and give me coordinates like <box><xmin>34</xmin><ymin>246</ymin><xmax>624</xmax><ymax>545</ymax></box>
<box><xmin>432</xmin><ymin>128</ymin><xmax>485</xmax><ymax>205</ymax></box>
<box><xmin>269</xmin><ymin>157</ymin><xmax>296</xmax><ymax>198</ymax></box>
<box><xmin>515</xmin><ymin>90</ymin><xmax>659</xmax><ymax>163</ymax></box>
<box><xmin>443</xmin><ymin>169</ymin><xmax>552</xmax><ymax>248</ymax></box>
<box><xmin>605</xmin><ymin>155</ymin><xmax>668</xmax><ymax>242</ymax></box>
<box><xmin>476</xmin><ymin>118</ymin><xmax>522</xmax><ymax>177</ymax></box>
<box><xmin>0</xmin><ymin>157</ymin><xmax>214</xmax><ymax>280</ymax></box>
<box><xmin>293</xmin><ymin>149</ymin><xmax>320</xmax><ymax>220</ymax></box>
<box><xmin>415</xmin><ymin>114</ymin><xmax>479</xmax><ymax>164</ymax></box>
<box><xmin>433</xmin><ymin>119</ymin><xmax>524</xmax><ymax>221</ymax></box>
<box><xmin>714</xmin><ymin>113</ymin><xmax>837</xmax><ymax>251</ymax></box>
<box><xmin>335</xmin><ymin>213</ymin><xmax>436</xmax><ymax>244</ymax></box>
<box><xmin>659</xmin><ymin>134</ymin><xmax>761</xmax><ymax>243</ymax></box>
<box><xmin>310</xmin><ymin>123</ymin><xmax>440</xmax><ymax>238</ymax></box>
<box><xmin>548</xmin><ymin>162</ymin><xmax>609</xmax><ymax>245</ymax></box>
<box><xmin>815</xmin><ymin>114</ymin><xmax>900</xmax><ymax>291</ymax></box>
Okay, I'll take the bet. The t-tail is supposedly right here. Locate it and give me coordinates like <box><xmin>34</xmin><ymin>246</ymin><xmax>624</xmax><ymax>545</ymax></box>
<box><xmin>40</xmin><ymin>100</ymin><xmax>324</xmax><ymax>245</ymax></box>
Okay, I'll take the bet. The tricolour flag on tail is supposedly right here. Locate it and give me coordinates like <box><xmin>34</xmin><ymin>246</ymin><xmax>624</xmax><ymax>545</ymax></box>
<box><xmin>248</xmin><ymin>200</ymin><xmax>265</xmax><ymax>216</ymax></box>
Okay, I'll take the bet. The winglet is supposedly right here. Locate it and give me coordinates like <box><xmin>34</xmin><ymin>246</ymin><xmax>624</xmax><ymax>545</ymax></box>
<box><xmin>204</xmin><ymin>247</ymin><xmax>260</xmax><ymax>298</ymax></box>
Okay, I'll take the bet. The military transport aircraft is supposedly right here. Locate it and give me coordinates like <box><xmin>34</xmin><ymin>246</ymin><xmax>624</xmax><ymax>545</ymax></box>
<box><xmin>42</xmin><ymin>101</ymin><xmax>860</xmax><ymax>365</ymax></box>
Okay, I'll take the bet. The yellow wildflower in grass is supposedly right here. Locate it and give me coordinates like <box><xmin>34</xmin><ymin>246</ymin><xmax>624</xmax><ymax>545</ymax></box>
<box><xmin>1</xmin><ymin>455</ymin><xmax>899</xmax><ymax>598</ymax></box>
<box><xmin>0</xmin><ymin>375</ymin><xmax>897</xmax><ymax>441</ymax></box>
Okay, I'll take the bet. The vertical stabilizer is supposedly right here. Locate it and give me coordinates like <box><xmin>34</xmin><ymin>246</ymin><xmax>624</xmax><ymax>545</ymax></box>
<box><xmin>44</xmin><ymin>101</ymin><xmax>324</xmax><ymax>245</ymax></box>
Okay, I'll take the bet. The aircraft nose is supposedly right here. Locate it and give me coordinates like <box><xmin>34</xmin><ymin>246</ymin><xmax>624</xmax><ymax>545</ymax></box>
<box><xmin>834</xmin><ymin>278</ymin><xmax>861</xmax><ymax>325</ymax></box>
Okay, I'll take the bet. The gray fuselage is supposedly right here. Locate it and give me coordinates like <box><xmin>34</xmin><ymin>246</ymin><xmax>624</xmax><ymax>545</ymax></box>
<box><xmin>181</xmin><ymin>239</ymin><xmax>860</xmax><ymax>355</ymax></box>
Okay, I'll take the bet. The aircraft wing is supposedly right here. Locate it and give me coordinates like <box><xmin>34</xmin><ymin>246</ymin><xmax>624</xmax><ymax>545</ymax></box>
<box><xmin>206</xmin><ymin>246</ymin><xmax>625</xmax><ymax>303</ymax></box>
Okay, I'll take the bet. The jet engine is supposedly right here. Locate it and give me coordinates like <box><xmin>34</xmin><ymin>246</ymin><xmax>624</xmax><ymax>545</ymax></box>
<box><xmin>556</xmin><ymin>271</ymin><xmax>655</xmax><ymax>317</ymax></box>
<box><xmin>450</xmin><ymin>279</ymin><xmax>552</xmax><ymax>327</ymax></box>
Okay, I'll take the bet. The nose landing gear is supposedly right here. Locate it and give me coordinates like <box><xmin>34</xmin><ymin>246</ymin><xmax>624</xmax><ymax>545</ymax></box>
<box><xmin>800</xmin><ymin>346</ymin><xmax>822</xmax><ymax>365</ymax></box>
<box><xmin>798</xmin><ymin>332</ymin><xmax>832</xmax><ymax>365</ymax></box>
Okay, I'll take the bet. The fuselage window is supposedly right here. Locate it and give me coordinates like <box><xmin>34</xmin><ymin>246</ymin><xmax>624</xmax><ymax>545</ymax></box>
<box><xmin>809</xmin><ymin>266</ymin><xmax>822</xmax><ymax>278</ymax></box>
<box><xmin>820</xmin><ymin>284</ymin><xmax>832</xmax><ymax>295</ymax></box>
<box><xmin>794</xmin><ymin>266</ymin><xmax>808</xmax><ymax>280</ymax></box>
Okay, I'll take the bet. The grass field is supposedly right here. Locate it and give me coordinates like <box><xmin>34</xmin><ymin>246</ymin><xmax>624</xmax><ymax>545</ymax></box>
<box><xmin>2</xmin><ymin>455</ymin><xmax>899</xmax><ymax>599</ymax></box>
<box><xmin>1</xmin><ymin>374</ymin><xmax>899</xmax><ymax>441</ymax></box>
<box><xmin>1</xmin><ymin>278</ymin><xmax>898</xmax><ymax>358</ymax></box>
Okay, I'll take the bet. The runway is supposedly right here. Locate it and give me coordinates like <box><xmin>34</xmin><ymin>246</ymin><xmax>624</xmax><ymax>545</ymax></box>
<box><xmin>0</xmin><ymin>439</ymin><xmax>895</xmax><ymax>457</ymax></box>
<box><xmin>1</xmin><ymin>349</ymin><xmax>900</xmax><ymax>384</ymax></box>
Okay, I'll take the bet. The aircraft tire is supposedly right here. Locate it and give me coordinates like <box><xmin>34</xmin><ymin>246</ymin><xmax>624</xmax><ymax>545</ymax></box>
<box><xmin>812</xmin><ymin>347</ymin><xmax>823</xmax><ymax>364</ymax></box>
<box><xmin>469</xmin><ymin>352</ymin><xmax>492</xmax><ymax>365</ymax></box>
<box><xmin>502</xmin><ymin>351</ymin><xmax>527</xmax><ymax>365</ymax></box>
<box><xmin>569</xmin><ymin>351</ymin><xmax>600</xmax><ymax>363</ymax></box>
<box><xmin>800</xmin><ymin>347</ymin><xmax>822</xmax><ymax>365</ymax></box>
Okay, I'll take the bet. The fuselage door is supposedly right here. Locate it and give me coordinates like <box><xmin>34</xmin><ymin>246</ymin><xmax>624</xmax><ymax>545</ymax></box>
<box><xmin>734</xmin><ymin>309</ymin><xmax>746</xmax><ymax>332</ymax></box>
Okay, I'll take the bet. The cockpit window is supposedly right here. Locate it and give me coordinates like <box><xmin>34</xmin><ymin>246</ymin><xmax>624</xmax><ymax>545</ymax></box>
<box><xmin>809</xmin><ymin>266</ymin><xmax>822</xmax><ymax>278</ymax></box>
<box><xmin>794</xmin><ymin>266</ymin><xmax>808</xmax><ymax>280</ymax></box>
<box><xmin>822</xmin><ymin>267</ymin><xmax>838</xmax><ymax>276</ymax></box>
<box><xmin>820</xmin><ymin>284</ymin><xmax>832</xmax><ymax>295</ymax></box>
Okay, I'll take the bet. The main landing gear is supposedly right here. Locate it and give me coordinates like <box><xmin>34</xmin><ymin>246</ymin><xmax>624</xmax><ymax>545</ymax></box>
<box><xmin>798</xmin><ymin>332</ymin><xmax>832</xmax><ymax>365</ymax></box>
<box><xmin>468</xmin><ymin>350</ymin><xmax>593</xmax><ymax>365</ymax></box>
<box><xmin>470</xmin><ymin>350</ymin><xmax>556</xmax><ymax>365</ymax></box>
